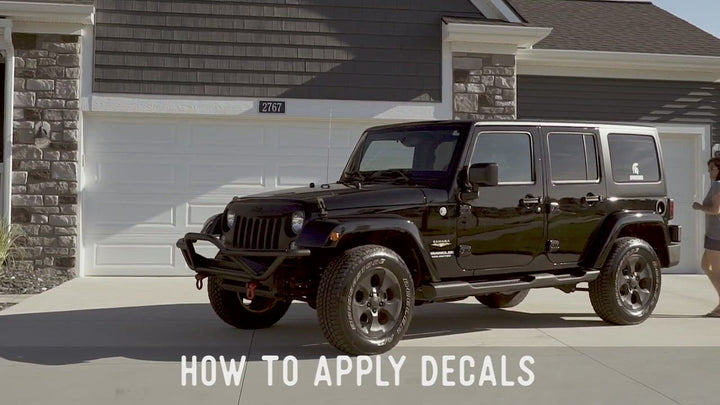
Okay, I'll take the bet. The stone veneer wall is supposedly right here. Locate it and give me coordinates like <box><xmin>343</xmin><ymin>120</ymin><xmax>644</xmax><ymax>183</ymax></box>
<box><xmin>4</xmin><ymin>34</ymin><xmax>80</xmax><ymax>293</ymax></box>
<box><xmin>452</xmin><ymin>53</ymin><xmax>516</xmax><ymax>120</ymax></box>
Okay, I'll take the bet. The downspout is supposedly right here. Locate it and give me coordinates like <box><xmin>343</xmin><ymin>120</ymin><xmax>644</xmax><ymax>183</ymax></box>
<box><xmin>1</xmin><ymin>20</ymin><xmax>12</xmax><ymax>225</ymax></box>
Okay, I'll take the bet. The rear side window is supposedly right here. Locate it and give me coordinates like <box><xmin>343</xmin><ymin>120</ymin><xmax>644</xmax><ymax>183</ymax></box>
<box><xmin>608</xmin><ymin>134</ymin><xmax>660</xmax><ymax>182</ymax></box>
<box><xmin>548</xmin><ymin>133</ymin><xmax>599</xmax><ymax>182</ymax></box>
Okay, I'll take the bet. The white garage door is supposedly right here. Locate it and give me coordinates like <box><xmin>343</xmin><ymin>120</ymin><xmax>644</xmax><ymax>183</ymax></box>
<box><xmin>82</xmin><ymin>116</ymin><xmax>374</xmax><ymax>276</ymax></box>
<box><xmin>660</xmin><ymin>132</ymin><xmax>702</xmax><ymax>274</ymax></box>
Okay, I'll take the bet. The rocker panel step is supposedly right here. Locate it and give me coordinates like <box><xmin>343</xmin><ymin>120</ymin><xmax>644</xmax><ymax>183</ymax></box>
<box><xmin>416</xmin><ymin>270</ymin><xmax>600</xmax><ymax>301</ymax></box>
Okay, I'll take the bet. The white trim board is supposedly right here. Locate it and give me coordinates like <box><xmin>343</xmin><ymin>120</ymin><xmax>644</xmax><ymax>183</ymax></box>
<box><xmin>518</xmin><ymin>49</ymin><xmax>720</xmax><ymax>82</ymax></box>
<box><xmin>443</xmin><ymin>22</ymin><xmax>552</xmax><ymax>55</ymax></box>
<box><xmin>85</xmin><ymin>93</ymin><xmax>454</xmax><ymax>121</ymax></box>
<box><xmin>0</xmin><ymin>2</ymin><xmax>94</xmax><ymax>25</ymax></box>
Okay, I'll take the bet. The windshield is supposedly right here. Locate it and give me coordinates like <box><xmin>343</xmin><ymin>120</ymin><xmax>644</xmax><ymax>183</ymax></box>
<box><xmin>340</xmin><ymin>123</ymin><xmax>470</xmax><ymax>187</ymax></box>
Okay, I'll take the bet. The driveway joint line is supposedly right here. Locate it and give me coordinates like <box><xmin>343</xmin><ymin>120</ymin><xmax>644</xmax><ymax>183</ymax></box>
<box><xmin>536</xmin><ymin>327</ymin><xmax>681</xmax><ymax>404</ymax></box>
<box><xmin>237</xmin><ymin>330</ymin><xmax>255</xmax><ymax>405</ymax></box>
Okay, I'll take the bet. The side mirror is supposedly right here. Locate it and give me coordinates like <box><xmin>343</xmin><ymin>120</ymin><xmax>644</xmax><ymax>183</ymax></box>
<box><xmin>468</xmin><ymin>163</ymin><xmax>498</xmax><ymax>187</ymax></box>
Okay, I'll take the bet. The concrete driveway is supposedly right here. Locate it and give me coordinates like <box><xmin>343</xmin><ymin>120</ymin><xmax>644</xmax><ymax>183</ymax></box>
<box><xmin>0</xmin><ymin>275</ymin><xmax>719</xmax><ymax>405</ymax></box>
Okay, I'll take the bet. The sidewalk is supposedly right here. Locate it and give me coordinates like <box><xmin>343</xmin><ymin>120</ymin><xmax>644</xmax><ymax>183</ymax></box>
<box><xmin>0</xmin><ymin>294</ymin><xmax>34</xmax><ymax>310</ymax></box>
<box><xmin>0</xmin><ymin>275</ymin><xmax>718</xmax><ymax>405</ymax></box>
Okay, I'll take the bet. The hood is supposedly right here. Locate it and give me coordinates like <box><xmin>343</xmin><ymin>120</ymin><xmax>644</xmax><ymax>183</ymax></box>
<box><xmin>235</xmin><ymin>183</ymin><xmax>428</xmax><ymax>211</ymax></box>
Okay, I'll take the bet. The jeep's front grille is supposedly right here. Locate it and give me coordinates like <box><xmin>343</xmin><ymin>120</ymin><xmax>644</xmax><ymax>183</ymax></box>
<box><xmin>233</xmin><ymin>216</ymin><xmax>283</xmax><ymax>250</ymax></box>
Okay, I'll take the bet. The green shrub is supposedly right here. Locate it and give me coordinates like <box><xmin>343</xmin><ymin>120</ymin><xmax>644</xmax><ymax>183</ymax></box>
<box><xmin>0</xmin><ymin>223</ymin><xmax>25</xmax><ymax>275</ymax></box>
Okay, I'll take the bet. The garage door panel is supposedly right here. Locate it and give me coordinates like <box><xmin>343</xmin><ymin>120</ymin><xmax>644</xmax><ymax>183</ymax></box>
<box><xmin>86</xmin><ymin>197</ymin><xmax>178</xmax><ymax>233</ymax></box>
<box><xmin>277</xmin><ymin>126</ymin><xmax>330</xmax><ymax>148</ymax></box>
<box><xmin>187</xmin><ymin>203</ymin><xmax>225</xmax><ymax>227</ymax></box>
<box><xmin>100</xmin><ymin>161</ymin><xmax>177</xmax><ymax>187</ymax></box>
<box><xmin>189</xmin><ymin>123</ymin><xmax>268</xmax><ymax>149</ymax></box>
<box><xmin>329</xmin><ymin>127</ymin><xmax>361</xmax><ymax>148</ymax></box>
<box><xmin>277</xmin><ymin>164</ymin><xmax>327</xmax><ymax>187</ymax></box>
<box><xmin>86</xmin><ymin>154</ymin><xmax>183</xmax><ymax>193</ymax></box>
<box><xmin>187</xmin><ymin>163</ymin><xmax>266</xmax><ymax>188</ymax></box>
<box><xmin>87</xmin><ymin>234</ymin><xmax>193</xmax><ymax>275</ymax></box>
<box><xmin>96</xmin><ymin>243</ymin><xmax>175</xmax><ymax>266</ymax></box>
<box><xmin>85</xmin><ymin>120</ymin><xmax>179</xmax><ymax>153</ymax></box>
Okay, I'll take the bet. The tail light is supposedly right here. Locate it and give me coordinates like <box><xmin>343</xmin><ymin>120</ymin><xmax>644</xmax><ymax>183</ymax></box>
<box><xmin>668</xmin><ymin>198</ymin><xmax>675</xmax><ymax>220</ymax></box>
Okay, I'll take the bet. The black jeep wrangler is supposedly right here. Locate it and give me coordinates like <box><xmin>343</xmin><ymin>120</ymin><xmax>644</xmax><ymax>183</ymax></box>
<box><xmin>177</xmin><ymin>120</ymin><xmax>681</xmax><ymax>355</ymax></box>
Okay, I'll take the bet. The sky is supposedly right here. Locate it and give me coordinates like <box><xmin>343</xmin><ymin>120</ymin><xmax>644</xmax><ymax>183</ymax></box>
<box><xmin>652</xmin><ymin>0</ymin><xmax>720</xmax><ymax>39</ymax></box>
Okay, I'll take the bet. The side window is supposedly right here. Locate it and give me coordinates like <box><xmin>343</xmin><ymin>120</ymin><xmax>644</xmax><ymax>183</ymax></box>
<box><xmin>471</xmin><ymin>132</ymin><xmax>533</xmax><ymax>184</ymax></box>
<box><xmin>548</xmin><ymin>133</ymin><xmax>599</xmax><ymax>182</ymax></box>
<box><xmin>608</xmin><ymin>134</ymin><xmax>660</xmax><ymax>182</ymax></box>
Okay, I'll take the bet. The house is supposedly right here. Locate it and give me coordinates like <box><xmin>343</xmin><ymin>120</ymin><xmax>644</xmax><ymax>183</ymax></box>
<box><xmin>0</xmin><ymin>0</ymin><xmax>717</xmax><ymax>290</ymax></box>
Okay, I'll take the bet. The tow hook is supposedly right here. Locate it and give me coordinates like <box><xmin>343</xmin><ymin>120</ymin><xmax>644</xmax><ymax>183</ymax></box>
<box><xmin>246</xmin><ymin>281</ymin><xmax>258</xmax><ymax>300</ymax></box>
<box><xmin>195</xmin><ymin>273</ymin><xmax>208</xmax><ymax>290</ymax></box>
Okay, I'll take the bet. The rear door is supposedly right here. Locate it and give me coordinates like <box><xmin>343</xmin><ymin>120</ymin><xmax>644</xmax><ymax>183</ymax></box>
<box><xmin>542</xmin><ymin>126</ymin><xmax>608</xmax><ymax>264</ymax></box>
<box><xmin>456</xmin><ymin>126</ymin><xmax>546</xmax><ymax>273</ymax></box>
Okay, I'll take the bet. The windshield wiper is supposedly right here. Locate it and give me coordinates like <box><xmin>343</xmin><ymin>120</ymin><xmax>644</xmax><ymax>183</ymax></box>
<box><xmin>341</xmin><ymin>171</ymin><xmax>365</xmax><ymax>188</ymax></box>
<box><xmin>366</xmin><ymin>169</ymin><xmax>413</xmax><ymax>184</ymax></box>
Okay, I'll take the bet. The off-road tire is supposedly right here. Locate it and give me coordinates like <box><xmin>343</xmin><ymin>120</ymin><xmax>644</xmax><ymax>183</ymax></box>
<box><xmin>476</xmin><ymin>290</ymin><xmax>529</xmax><ymax>308</ymax></box>
<box><xmin>317</xmin><ymin>245</ymin><xmax>414</xmax><ymax>355</ymax></box>
<box><xmin>207</xmin><ymin>275</ymin><xmax>291</xmax><ymax>329</ymax></box>
<box><xmin>589</xmin><ymin>237</ymin><xmax>661</xmax><ymax>325</ymax></box>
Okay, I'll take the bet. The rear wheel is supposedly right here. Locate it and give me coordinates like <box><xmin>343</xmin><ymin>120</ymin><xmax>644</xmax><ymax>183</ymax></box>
<box><xmin>589</xmin><ymin>237</ymin><xmax>661</xmax><ymax>325</ymax></box>
<box><xmin>476</xmin><ymin>290</ymin><xmax>529</xmax><ymax>308</ymax></box>
<box><xmin>207</xmin><ymin>276</ymin><xmax>291</xmax><ymax>329</ymax></box>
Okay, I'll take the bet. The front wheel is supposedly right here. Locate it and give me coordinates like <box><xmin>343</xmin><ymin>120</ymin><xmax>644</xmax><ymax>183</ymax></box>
<box><xmin>589</xmin><ymin>237</ymin><xmax>661</xmax><ymax>325</ymax></box>
<box><xmin>317</xmin><ymin>245</ymin><xmax>414</xmax><ymax>355</ymax></box>
<box><xmin>207</xmin><ymin>276</ymin><xmax>291</xmax><ymax>329</ymax></box>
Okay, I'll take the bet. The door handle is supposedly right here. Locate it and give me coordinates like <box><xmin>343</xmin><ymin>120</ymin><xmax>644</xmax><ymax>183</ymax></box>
<box><xmin>521</xmin><ymin>195</ymin><xmax>541</xmax><ymax>205</ymax></box>
<box><xmin>583</xmin><ymin>193</ymin><xmax>603</xmax><ymax>204</ymax></box>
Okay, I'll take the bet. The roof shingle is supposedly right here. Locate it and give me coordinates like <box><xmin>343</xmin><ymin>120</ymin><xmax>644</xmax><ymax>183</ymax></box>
<box><xmin>506</xmin><ymin>0</ymin><xmax>720</xmax><ymax>56</ymax></box>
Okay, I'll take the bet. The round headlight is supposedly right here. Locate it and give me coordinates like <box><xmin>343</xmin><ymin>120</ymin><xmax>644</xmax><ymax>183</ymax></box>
<box><xmin>291</xmin><ymin>211</ymin><xmax>305</xmax><ymax>234</ymax></box>
<box><xmin>226</xmin><ymin>212</ymin><xmax>236</xmax><ymax>229</ymax></box>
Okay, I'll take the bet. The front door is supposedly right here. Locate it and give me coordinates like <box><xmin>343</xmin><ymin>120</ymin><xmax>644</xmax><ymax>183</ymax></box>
<box><xmin>456</xmin><ymin>126</ymin><xmax>545</xmax><ymax>273</ymax></box>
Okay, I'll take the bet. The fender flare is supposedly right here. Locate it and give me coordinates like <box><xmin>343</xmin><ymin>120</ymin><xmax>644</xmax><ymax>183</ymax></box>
<box><xmin>580</xmin><ymin>211</ymin><xmax>670</xmax><ymax>269</ymax></box>
<box><xmin>201</xmin><ymin>213</ymin><xmax>223</xmax><ymax>235</ymax></box>
<box><xmin>297</xmin><ymin>216</ymin><xmax>440</xmax><ymax>281</ymax></box>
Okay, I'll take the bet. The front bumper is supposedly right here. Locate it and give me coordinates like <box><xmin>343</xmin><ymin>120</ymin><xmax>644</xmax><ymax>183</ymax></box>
<box><xmin>176</xmin><ymin>232</ymin><xmax>310</xmax><ymax>281</ymax></box>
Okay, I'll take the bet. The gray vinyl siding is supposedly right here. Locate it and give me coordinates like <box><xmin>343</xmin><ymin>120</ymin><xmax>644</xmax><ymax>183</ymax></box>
<box><xmin>11</xmin><ymin>0</ymin><xmax>94</xmax><ymax>4</ymax></box>
<box><xmin>517</xmin><ymin>76</ymin><xmax>720</xmax><ymax>143</ymax></box>
<box><xmin>93</xmin><ymin>0</ymin><xmax>484</xmax><ymax>102</ymax></box>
